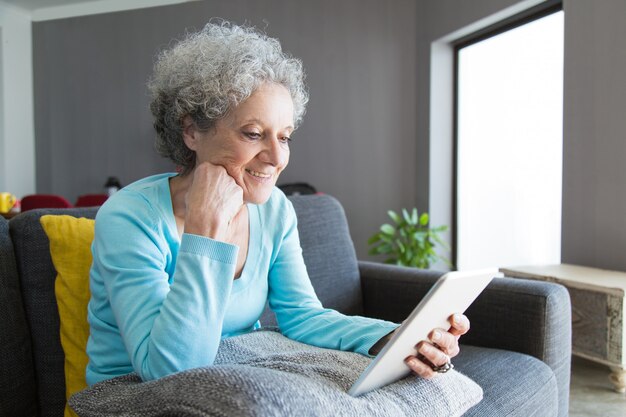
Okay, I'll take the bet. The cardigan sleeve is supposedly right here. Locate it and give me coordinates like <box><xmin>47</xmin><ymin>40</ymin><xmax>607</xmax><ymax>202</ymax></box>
<box><xmin>267</xmin><ymin>197</ymin><xmax>398</xmax><ymax>356</ymax></box>
<box><xmin>91</xmin><ymin>189</ymin><xmax>238</xmax><ymax>381</ymax></box>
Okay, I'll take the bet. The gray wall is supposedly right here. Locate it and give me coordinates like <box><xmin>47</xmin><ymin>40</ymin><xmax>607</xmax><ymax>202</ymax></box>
<box><xmin>0</xmin><ymin>29</ymin><xmax>3</xmax><ymax>177</ymax></box>
<box><xmin>33</xmin><ymin>0</ymin><xmax>626</xmax><ymax>269</ymax></box>
<box><xmin>33</xmin><ymin>0</ymin><xmax>418</xmax><ymax>259</ymax></box>
<box><xmin>561</xmin><ymin>0</ymin><xmax>626</xmax><ymax>271</ymax></box>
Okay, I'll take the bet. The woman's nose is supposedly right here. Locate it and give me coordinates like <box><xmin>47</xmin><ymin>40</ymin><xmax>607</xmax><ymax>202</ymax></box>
<box><xmin>261</xmin><ymin>136</ymin><xmax>288</xmax><ymax>166</ymax></box>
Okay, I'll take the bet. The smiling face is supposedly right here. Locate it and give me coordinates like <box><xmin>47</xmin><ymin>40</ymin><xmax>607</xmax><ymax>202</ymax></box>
<box><xmin>185</xmin><ymin>83</ymin><xmax>294</xmax><ymax>204</ymax></box>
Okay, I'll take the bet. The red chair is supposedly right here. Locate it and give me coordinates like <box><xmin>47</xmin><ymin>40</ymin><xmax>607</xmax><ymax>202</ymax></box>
<box><xmin>75</xmin><ymin>194</ymin><xmax>109</xmax><ymax>207</ymax></box>
<box><xmin>20</xmin><ymin>194</ymin><xmax>73</xmax><ymax>211</ymax></box>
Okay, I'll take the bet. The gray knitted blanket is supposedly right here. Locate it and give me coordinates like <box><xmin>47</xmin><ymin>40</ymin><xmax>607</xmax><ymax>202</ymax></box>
<box><xmin>70</xmin><ymin>330</ymin><xmax>482</xmax><ymax>417</ymax></box>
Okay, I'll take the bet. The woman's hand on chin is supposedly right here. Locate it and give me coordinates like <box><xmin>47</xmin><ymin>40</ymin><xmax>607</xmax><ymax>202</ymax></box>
<box><xmin>184</xmin><ymin>162</ymin><xmax>244</xmax><ymax>240</ymax></box>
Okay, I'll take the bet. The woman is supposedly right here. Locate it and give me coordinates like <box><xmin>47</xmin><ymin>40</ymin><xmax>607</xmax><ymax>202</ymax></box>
<box><xmin>85</xmin><ymin>21</ymin><xmax>469</xmax><ymax>386</ymax></box>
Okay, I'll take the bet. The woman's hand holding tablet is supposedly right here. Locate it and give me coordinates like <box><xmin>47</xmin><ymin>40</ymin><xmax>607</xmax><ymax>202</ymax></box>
<box><xmin>349</xmin><ymin>269</ymin><xmax>499</xmax><ymax>396</ymax></box>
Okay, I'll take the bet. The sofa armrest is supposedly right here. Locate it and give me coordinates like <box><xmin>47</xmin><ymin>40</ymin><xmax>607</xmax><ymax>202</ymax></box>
<box><xmin>359</xmin><ymin>260</ymin><xmax>571</xmax><ymax>414</ymax></box>
<box><xmin>359</xmin><ymin>260</ymin><xmax>570</xmax><ymax>356</ymax></box>
<box><xmin>359</xmin><ymin>261</ymin><xmax>443</xmax><ymax>321</ymax></box>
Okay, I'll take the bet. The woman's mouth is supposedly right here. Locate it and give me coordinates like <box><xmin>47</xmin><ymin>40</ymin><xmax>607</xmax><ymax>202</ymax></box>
<box><xmin>245</xmin><ymin>169</ymin><xmax>272</xmax><ymax>178</ymax></box>
<box><xmin>245</xmin><ymin>169</ymin><xmax>274</xmax><ymax>183</ymax></box>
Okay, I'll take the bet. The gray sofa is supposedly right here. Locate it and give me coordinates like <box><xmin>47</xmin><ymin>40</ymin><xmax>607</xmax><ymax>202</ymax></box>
<box><xmin>0</xmin><ymin>194</ymin><xmax>571</xmax><ymax>417</ymax></box>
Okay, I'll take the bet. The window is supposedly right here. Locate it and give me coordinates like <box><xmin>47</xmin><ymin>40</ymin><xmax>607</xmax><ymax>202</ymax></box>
<box><xmin>455</xmin><ymin>8</ymin><xmax>564</xmax><ymax>270</ymax></box>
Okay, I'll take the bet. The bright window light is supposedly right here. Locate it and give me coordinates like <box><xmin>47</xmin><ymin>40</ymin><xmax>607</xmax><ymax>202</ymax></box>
<box><xmin>456</xmin><ymin>11</ymin><xmax>564</xmax><ymax>270</ymax></box>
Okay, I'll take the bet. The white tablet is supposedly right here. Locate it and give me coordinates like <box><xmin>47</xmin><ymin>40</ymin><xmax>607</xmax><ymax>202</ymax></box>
<box><xmin>348</xmin><ymin>269</ymin><xmax>498</xmax><ymax>396</ymax></box>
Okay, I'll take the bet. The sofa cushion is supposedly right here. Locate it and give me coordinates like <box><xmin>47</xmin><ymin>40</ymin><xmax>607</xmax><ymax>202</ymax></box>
<box><xmin>455</xmin><ymin>345</ymin><xmax>558</xmax><ymax>416</ymax></box>
<box><xmin>0</xmin><ymin>216</ymin><xmax>38</xmax><ymax>417</ymax></box>
<box><xmin>10</xmin><ymin>208</ymin><xmax>99</xmax><ymax>417</ymax></box>
<box><xmin>40</xmin><ymin>215</ymin><xmax>95</xmax><ymax>417</ymax></box>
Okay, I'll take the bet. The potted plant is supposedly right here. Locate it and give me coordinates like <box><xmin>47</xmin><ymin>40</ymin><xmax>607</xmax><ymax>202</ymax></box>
<box><xmin>368</xmin><ymin>208</ymin><xmax>451</xmax><ymax>269</ymax></box>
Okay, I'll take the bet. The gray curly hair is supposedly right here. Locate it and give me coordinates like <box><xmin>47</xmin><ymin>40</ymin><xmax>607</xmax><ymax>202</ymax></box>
<box><xmin>148</xmin><ymin>21</ymin><xmax>309</xmax><ymax>174</ymax></box>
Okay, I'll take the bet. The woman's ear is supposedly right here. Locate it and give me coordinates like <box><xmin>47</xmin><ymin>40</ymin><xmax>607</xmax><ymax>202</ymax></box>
<box><xmin>181</xmin><ymin>115</ymin><xmax>199</xmax><ymax>151</ymax></box>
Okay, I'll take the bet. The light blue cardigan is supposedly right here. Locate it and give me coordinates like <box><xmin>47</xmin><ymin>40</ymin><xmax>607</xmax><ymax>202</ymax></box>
<box><xmin>86</xmin><ymin>173</ymin><xmax>397</xmax><ymax>385</ymax></box>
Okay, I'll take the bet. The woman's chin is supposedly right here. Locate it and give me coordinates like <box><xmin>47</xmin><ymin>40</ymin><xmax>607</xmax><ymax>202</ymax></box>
<box><xmin>243</xmin><ymin>188</ymin><xmax>274</xmax><ymax>205</ymax></box>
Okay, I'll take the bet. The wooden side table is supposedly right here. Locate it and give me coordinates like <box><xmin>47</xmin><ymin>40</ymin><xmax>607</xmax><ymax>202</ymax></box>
<box><xmin>500</xmin><ymin>264</ymin><xmax>626</xmax><ymax>393</ymax></box>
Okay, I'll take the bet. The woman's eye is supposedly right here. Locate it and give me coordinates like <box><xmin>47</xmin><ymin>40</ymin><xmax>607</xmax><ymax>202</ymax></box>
<box><xmin>245</xmin><ymin>132</ymin><xmax>261</xmax><ymax>140</ymax></box>
<box><xmin>280</xmin><ymin>136</ymin><xmax>292</xmax><ymax>144</ymax></box>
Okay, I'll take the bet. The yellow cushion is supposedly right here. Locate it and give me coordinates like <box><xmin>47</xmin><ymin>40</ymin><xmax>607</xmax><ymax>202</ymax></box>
<box><xmin>40</xmin><ymin>215</ymin><xmax>95</xmax><ymax>417</ymax></box>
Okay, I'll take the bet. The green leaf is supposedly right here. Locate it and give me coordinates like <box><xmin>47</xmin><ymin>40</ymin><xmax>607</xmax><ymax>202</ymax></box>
<box><xmin>375</xmin><ymin>243</ymin><xmax>393</xmax><ymax>254</ymax></box>
<box><xmin>370</xmin><ymin>207</ymin><xmax>452</xmax><ymax>270</ymax></box>
<box><xmin>413</xmin><ymin>231</ymin><xmax>426</xmax><ymax>243</ymax></box>
<box><xmin>380</xmin><ymin>224</ymin><xmax>395</xmax><ymax>235</ymax></box>
<box><xmin>412</xmin><ymin>255</ymin><xmax>425</xmax><ymax>268</ymax></box>
<box><xmin>442</xmin><ymin>256</ymin><xmax>454</xmax><ymax>268</ymax></box>
<box><xmin>367</xmin><ymin>234</ymin><xmax>380</xmax><ymax>245</ymax></box>
<box><xmin>402</xmin><ymin>208</ymin><xmax>412</xmax><ymax>224</ymax></box>
<box><xmin>379</xmin><ymin>233</ymin><xmax>393</xmax><ymax>243</ymax></box>
<box><xmin>388</xmin><ymin>210</ymin><xmax>402</xmax><ymax>224</ymax></box>
<box><xmin>432</xmin><ymin>234</ymin><xmax>450</xmax><ymax>250</ymax></box>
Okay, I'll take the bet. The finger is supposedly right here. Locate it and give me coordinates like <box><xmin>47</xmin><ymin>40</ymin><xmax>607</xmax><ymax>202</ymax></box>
<box><xmin>445</xmin><ymin>342</ymin><xmax>460</xmax><ymax>358</ymax></box>
<box><xmin>429</xmin><ymin>329</ymin><xmax>459</xmax><ymax>352</ymax></box>
<box><xmin>404</xmin><ymin>355</ymin><xmax>436</xmax><ymax>379</ymax></box>
<box><xmin>449</xmin><ymin>314</ymin><xmax>470</xmax><ymax>337</ymax></box>
<box><xmin>429</xmin><ymin>329</ymin><xmax>460</xmax><ymax>357</ymax></box>
<box><xmin>416</xmin><ymin>341</ymin><xmax>450</xmax><ymax>367</ymax></box>
<box><xmin>192</xmin><ymin>164</ymin><xmax>241</xmax><ymax>202</ymax></box>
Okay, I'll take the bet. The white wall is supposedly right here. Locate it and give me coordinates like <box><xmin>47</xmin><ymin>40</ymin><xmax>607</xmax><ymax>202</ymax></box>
<box><xmin>0</xmin><ymin>2</ymin><xmax>35</xmax><ymax>199</ymax></box>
